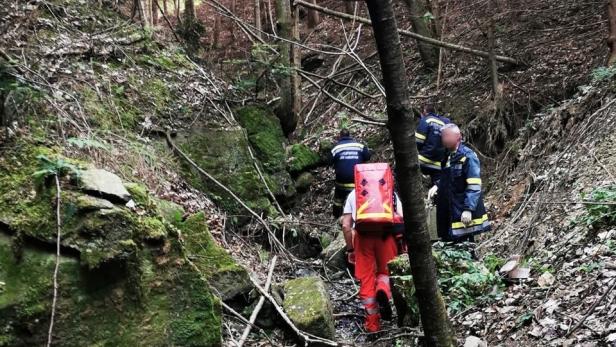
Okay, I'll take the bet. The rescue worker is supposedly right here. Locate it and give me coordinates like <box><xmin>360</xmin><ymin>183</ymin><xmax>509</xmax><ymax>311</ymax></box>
<box><xmin>341</xmin><ymin>189</ymin><xmax>403</xmax><ymax>332</ymax></box>
<box><xmin>330</xmin><ymin>129</ymin><xmax>371</xmax><ymax>217</ymax></box>
<box><xmin>431</xmin><ymin>123</ymin><xmax>490</xmax><ymax>242</ymax></box>
<box><xmin>415</xmin><ymin>104</ymin><xmax>450</xmax><ymax>185</ymax></box>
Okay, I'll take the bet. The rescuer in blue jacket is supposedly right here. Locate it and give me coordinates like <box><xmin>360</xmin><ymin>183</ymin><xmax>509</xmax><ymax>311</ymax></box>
<box><xmin>330</xmin><ymin>129</ymin><xmax>372</xmax><ymax>217</ymax></box>
<box><xmin>415</xmin><ymin>104</ymin><xmax>450</xmax><ymax>185</ymax></box>
<box><xmin>433</xmin><ymin>123</ymin><xmax>490</xmax><ymax>242</ymax></box>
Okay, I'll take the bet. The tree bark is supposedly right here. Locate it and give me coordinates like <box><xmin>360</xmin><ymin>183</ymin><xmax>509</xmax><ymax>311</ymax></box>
<box><xmin>292</xmin><ymin>4</ymin><xmax>302</xmax><ymax>122</ymax></box>
<box><xmin>294</xmin><ymin>0</ymin><xmax>519</xmax><ymax>65</ymax></box>
<box><xmin>213</xmin><ymin>13</ymin><xmax>221</xmax><ymax>48</ymax></box>
<box><xmin>255</xmin><ymin>0</ymin><xmax>263</xmax><ymax>39</ymax></box>
<box><xmin>163</xmin><ymin>0</ymin><xmax>168</xmax><ymax>16</ymax></box>
<box><xmin>152</xmin><ymin>0</ymin><xmax>159</xmax><ymax>25</ymax></box>
<box><xmin>307</xmin><ymin>0</ymin><xmax>320</xmax><ymax>28</ymax></box>
<box><xmin>488</xmin><ymin>0</ymin><xmax>500</xmax><ymax>99</ymax></box>
<box><xmin>608</xmin><ymin>0</ymin><xmax>616</xmax><ymax>65</ymax></box>
<box><xmin>275</xmin><ymin>0</ymin><xmax>298</xmax><ymax>136</ymax></box>
<box><xmin>402</xmin><ymin>0</ymin><xmax>438</xmax><ymax>69</ymax></box>
<box><xmin>364</xmin><ymin>0</ymin><xmax>455</xmax><ymax>346</ymax></box>
<box><xmin>184</xmin><ymin>0</ymin><xmax>195</xmax><ymax>23</ymax></box>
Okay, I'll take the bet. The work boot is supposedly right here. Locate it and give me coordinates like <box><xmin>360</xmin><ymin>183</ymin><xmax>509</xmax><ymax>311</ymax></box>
<box><xmin>376</xmin><ymin>288</ymin><xmax>392</xmax><ymax>321</ymax></box>
<box><xmin>375</xmin><ymin>274</ymin><xmax>392</xmax><ymax>321</ymax></box>
<box><xmin>364</xmin><ymin>313</ymin><xmax>381</xmax><ymax>333</ymax></box>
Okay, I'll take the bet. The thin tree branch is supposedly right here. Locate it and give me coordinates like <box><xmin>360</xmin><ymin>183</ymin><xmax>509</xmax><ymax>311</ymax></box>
<box><xmin>46</xmin><ymin>175</ymin><xmax>62</xmax><ymax>347</ymax></box>
<box><xmin>238</xmin><ymin>255</ymin><xmax>278</xmax><ymax>347</ymax></box>
<box><xmin>294</xmin><ymin>0</ymin><xmax>520</xmax><ymax>65</ymax></box>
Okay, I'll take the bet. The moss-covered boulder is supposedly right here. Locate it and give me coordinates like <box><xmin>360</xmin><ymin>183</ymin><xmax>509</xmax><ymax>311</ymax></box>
<box><xmin>179</xmin><ymin>212</ymin><xmax>252</xmax><ymax>300</ymax></box>
<box><xmin>176</xmin><ymin>127</ymin><xmax>275</xmax><ymax>218</ymax></box>
<box><xmin>388</xmin><ymin>254</ymin><xmax>420</xmax><ymax>327</ymax></box>
<box><xmin>283</xmin><ymin>276</ymin><xmax>335</xmax><ymax>339</ymax></box>
<box><xmin>295</xmin><ymin>172</ymin><xmax>315</xmax><ymax>192</ymax></box>
<box><xmin>321</xmin><ymin>228</ymin><xmax>347</xmax><ymax>271</ymax></box>
<box><xmin>236</xmin><ymin>106</ymin><xmax>296</xmax><ymax>200</ymax></box>
<box><xmin>287</xmin><ymin>144</ymin><xmax>320</xmax><ymax>175</ymax></box>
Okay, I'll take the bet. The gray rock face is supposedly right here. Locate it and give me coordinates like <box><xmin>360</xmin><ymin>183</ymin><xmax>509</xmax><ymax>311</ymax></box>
<box><xmin>321</xmin><ymin>229</ymin><xmax>347</xmax><ymax>270</ymax></box>
<box><xmin>283</xmin><ymin>276</ymin><xmax>335</xmax><ymax>339</ymax></box>
<box><xmin>80</xmin><ymin>169</ymin><xmax>131</xmax><ymax>202</ymax></box>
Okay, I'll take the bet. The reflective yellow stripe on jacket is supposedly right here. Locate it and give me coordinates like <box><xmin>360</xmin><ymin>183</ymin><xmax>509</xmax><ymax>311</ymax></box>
<box><xmin>451</xmin><ymin>214</ymin><xmax>489</xmax><ymax>229</ymax></box>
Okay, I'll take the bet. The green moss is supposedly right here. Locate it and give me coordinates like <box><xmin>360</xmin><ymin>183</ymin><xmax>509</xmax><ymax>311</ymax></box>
<box><xmin>80</xmin><ymin>85</ymin><xmax>139</xmax><ymax>131</ymax></box>
<box><xmin>283</xmin><ymin>276</ymin><xmax>335</xmax><ymax>339</ymax></box>
<box><xmin>287</xmin><ymin>144</ymin><xmax>320</xmax><ymax>174</ymax></box>
<box><xmin>154</xmin><ymin>198</ymin><xmax>185</xmax><ymax>225</ymax></box>
<box><xmin>139</xmin><ymin>216</ymin><xmax>167</xmax><ymax>241</ymax></box>
<box><xmin>178</xmin><ymin>213</ymin><xmax>252</xmax><ymax>300</ymax></box>
<box><xmin>177</xmin><ymin>127</ymin><xmax>273</xmax><ymax>217</ymax></box>
<box><xmin>124</xmin><ymin>182</ymin><xmax>150</xmax><ymax>207</ymax></box>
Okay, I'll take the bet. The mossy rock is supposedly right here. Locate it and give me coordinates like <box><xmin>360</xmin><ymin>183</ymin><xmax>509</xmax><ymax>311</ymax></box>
<box><xmin>283</xmin><ymin>276</ymin><xmax>335</xmax><ymax>339</ymax></box>
<box><xmin>318</xmin><ymin>139</ymin><xmax>335</xmax><ymax>164</ymax></box>
<box><xmin>178</xmin><ymin>212</ymin><xmax>252</xmax><ymax>300</ymax></box>
<box><xmin>0</xmin><ymin>233</ymin><xmax>222</xmax><ymax>346</ymax></box>
<box><xmin>176</xmin><ymin>126</ymin><xmax>274</xmax><ymax>219</ymax></box>
<box><xmin>388</xmin><ymin>254</ymin><xmax>420</xmax><ymax>327</ymax></box>
<box><xmin>295</xmin><ymin>172</ymin><xmax>315</xmax><ymax>192</ymax></box>
<box><xmin>153</xmin><ymin>197</ymin><xmax>185</xmax><ymax>225</ymax></box>
<box><xmin>287</xmin><ymin>144</ymin><xmax>320</xmax><ymax>175</ymax></box>
<box><xmin>236</xmin><ymin>106</ymin><xmax>296</xmax><ymax>199</ymax></box>
<box><xmin>124</xmin><ymin>182</ymin><xmax>150</xmax><ymax>207</ymax></box>
<box><xmin>321</xmin><ymin>228</ymin><xmax>347</xmax><ymax>271</ymax></box>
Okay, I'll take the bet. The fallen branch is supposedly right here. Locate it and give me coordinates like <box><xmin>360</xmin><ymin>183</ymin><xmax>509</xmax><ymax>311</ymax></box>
<box><xmin>533</xmin><ymin>200</ymin><xmax>616</xmax><ymax>206</ymax></box>
<box><xmin>294</xmin><ymin>0</ymin><xmax>520</xmax><ymax>65</ymax></box>
<box><xmin>238</xmin><ymin>255</ymin><xmax>278</xmax><ymax>347</ymax></box>
<box><xmin>351</xmin><ymin>117</ymin><xmax>386</xmax><ymax>126</ymax></box>
<box><xmin>566</xmin><ymin>278</ymin><xmax>616</xmax><ymax>337</ymax></box>
<box><xmin>299</xmin><ymin>71</ymin><xmax>386</xmax><ymax>123</ymax></box>
<box><xmin>46</xmin><ymin>175</ymin><xmax>62</xmax><ymax>347</ymax></box>
<box><xmin>249</xmin><ymin>276</ymin><xmax>342</xmax><ymax>346</ymax></box>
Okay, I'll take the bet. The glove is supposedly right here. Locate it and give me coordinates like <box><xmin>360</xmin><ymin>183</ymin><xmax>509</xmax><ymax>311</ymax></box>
<box><xmin>461</xmin><ymin>211</ymin><xmax>473</xmax><ymax>226</ymax></box>
<box><xmin>427</xmin><ymin>185</ymin><xmax>438</xmax><ymax>200</ymax></box>
<box><xmin>346</xmin><ymin>249</ymin><xmax>356</xmax><ymax>265</ymax></box>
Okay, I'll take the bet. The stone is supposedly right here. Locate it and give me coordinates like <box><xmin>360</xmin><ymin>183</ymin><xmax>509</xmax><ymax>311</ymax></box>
<box><xmin>464</xmin><ymin>336</ymin><xmax>487</xmax><ymax>347</ymax></box>
<box><xmin>321</xmin><ymin>229</ymin><xmax>347</xmax><ymax>270</ymax></box>
<box><xmin>179</xmin><ymin>213</ymin><xmax>252</xmax><ymax>300</ymax></box>
<box><xmin>295</xmin><ymin>172</ymin><xmax>315</xmax><ymax>192</ymax></box>
<box><xmin>75</xmin><ymin>194</ymin><xmax>114</xmax><ymax>211</ymax></box>
<box><xmin>80</xmin><ymin>168</ymin><xmax>131</xmax><ymax>202</ymax></box>
<box><xmin>154</xmin><ymin>198</ymin><xmax>185</xmax><ymax>224</ymax></box>
<box><xmin>499</xmin><ymin>255</ymin><xmax>521</xmax><ymax>274</ymax></box>
<box><xmin>287</xmin><ymin>144</ymin><xmax>320</xmax><ymax>175</ymax></box>
<box><xmin>283</xmin><ymin>276</ymin><xmax>335</xmax><ymax>339</ymax></box>
<box><xmin>176</xmin><ymin>126</ymin><xmax>275</xmax><ymax>219</ymax></box>
<box><xmin>537</xmin><ymin>272</ymin><xmax>556</xmax><ymax>287</ymax></box>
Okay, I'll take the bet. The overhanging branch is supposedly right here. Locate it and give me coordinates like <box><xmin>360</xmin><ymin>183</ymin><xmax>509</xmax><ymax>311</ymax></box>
<box><xmin>294</xmin><ymin>0</ymin><xmax>520</xmax><ymax>65</ymax></box>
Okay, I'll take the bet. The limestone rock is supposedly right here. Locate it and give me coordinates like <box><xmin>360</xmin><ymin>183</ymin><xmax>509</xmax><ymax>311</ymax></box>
<box><xmin>75</xmin><ymin>194</ymin><xmax>114</xmax><ymax>211</ymax></box>
<box><xmin>80</xmin><ymin>168</ymin><xmax>131</xmax><ymax>202</ymax></box>
<box><xmin>283</xmin><ymin>276</ymin><xmax>335</xmax><ymax>339</ymax></box>
<box><xmin>287</xmin><ymin>144</ymin><xmax>320</xmax><ymax>175</ymax></box>
<box><xmin>464</xmin><ymin>336</ymin><xmax>487</xmax><ymax>347</ymax></box>
<box><xmin>321</xmin><ymin>229</ymin><xmax>347</xmax><ymax>270</ymax></box>
<box><xmin>154</xmin><ymin>198</ymin><xmax>185</xmax><ymax>224</ymax></box>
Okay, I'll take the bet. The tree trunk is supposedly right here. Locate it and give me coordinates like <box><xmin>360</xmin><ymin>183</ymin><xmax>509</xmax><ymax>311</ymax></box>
<box><xmin>152</xmin><ymin>0</ymin><xmax>159</xmax><ymax>25</ymax></box>
<box><xmin>402</xmin><ymin>0</ymin><xmax>438</xmax><ymax>69</ymax></box>
<box><xmin>184</xmin><ymin>0</ymin><xmax>195</xmax><ymax>23</ymax></box>
<box><xmin>163</xmin><ymin>0</ymin><xmax>168</xmax><ymax>16</ymax></box>
<box><xmin>364</xmin><ymin>0</ymin><xmax>454</xmax><ymax>346</ymax></box>
<box><xmin>275</xmin><ymin>0</ymin><xmax>298</xmax><ymax>136</ymax></box>
<box><xmin>488</xmin><ymin>0</ymin><xmax>501</xmax><ymax>101</ymax></box>
<box><xmin>255</xmin><ymin>0</ymin><xmax>263</xmax><ymax>39</ymax></box>
<box><xmin>344</xmin><ymin>1</ymin><xmax>354</xmax><ymax>15</ymax></box>
<box><xmin>213</xmin><ymin>14</ymin><xmax>221</xmax><ymax>48</ymax></box>
<box><xmin>608</xmin><ymin>0</ymin><xmax>616</xmax><ymax>65</ymax></box>
<box><xmin>291</xmin><ymin>4</ymin><xmax>302</xmax><ymax>121</ymax></box>
<box><xmin>307</xmin><ymin>0</ymin><xmax>320</xmax><ymax>28</ymax></box>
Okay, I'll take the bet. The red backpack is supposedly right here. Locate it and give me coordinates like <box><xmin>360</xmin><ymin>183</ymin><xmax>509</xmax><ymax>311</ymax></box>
<box><xmin>354</xmin><ymin>163</ymin><xmax>395</xmax><ymax>233</ymax></box>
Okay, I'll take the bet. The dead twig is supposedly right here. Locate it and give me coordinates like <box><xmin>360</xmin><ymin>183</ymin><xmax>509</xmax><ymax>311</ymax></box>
<box><xmin>566</xmin><ymin>278</ymin><xmax>616</xmax><ymax>337</ymax></box>
<box><xmin>46</xmin><ymin>175</ymin><xmax>62</xmax><ymax>347</ymax></box>
<box><xmin>237</xmin><ymin>255</ymin><xmax>278</xmax><ymax>347</ymax></box>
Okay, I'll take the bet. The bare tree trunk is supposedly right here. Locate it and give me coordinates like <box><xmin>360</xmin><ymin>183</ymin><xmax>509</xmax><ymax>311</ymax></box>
<box><xmin>163</xmin><ymin>0</ymin><xmax>168</xmax><ymax>16</ymax></box>
<box><xmin>307</xmin><ymin>0</ymin><xmax>320</xmax><ymax>28</ymax></box>
<box><xmin>275</xmin><ymin>0</ymin><xmax>298</xmax><ymax>136</ymax></box>
<box><xmin>488</xmin><ymin>0</ymin><xmax>501</xmax><ymax>101</ymax></box>
<box><xmin>184</xmin><ymin>0</ymin><xmax>195</xmax><ymax>23</ymax></box>
<box><xmin>255</xmin><ymin>0</ymin><xmax>263</xmax><ymax>39</ymax></box>
<box><xmin>213</xmin><ymin>14</ymin><xmax>221</xmax><ymax>48</ymax></box>
<box><xmin>608</xmin><ymin>0</ymin><xmax>616</xmax><ymax>65</ymax></box>
<box><xmin>291</xmin><ymin>4</ymin><xmax>302</xmax><ymax>122</ymax></box>
<box><xmin>152</xmin><ymin>0</ymin><xmax>159</xmax><ymax>25</ymax></box>
<box><xmin>365</xmin><ymin>0</ymin><xmax>454</xmax><ymax>345</ymax></box>
<box><xmin>402</xmin><ymin>0</ymin><xmax>438</xmax><ymax>69</ymax></box>
<box><xmin>344</xmin><ymin>1</ymin><xmax>354</xmax><ymax>15</ymax></box>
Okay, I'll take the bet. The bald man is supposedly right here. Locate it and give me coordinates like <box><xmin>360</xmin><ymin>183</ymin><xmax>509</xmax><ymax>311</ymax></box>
<box><xmin>433</xmin><ymin>124</ymin><xmax>491</xmax><ymax>242</ymax></box>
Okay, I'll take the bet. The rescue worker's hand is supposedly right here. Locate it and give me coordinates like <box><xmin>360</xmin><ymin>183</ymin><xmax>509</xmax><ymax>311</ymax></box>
<box><xmin>427</xmin><ymin>185</ymin><xmax>438</xmax><ymax>200</ymax></box>
<box><xmin>346</xmin><ymin>249</ymin><xmax>356</xmax><ymax>265</ymax></box>
<box><xmin>461</xmin><ymin>211</ymin><xmax>472</xmax><ymax>226</ymax></box>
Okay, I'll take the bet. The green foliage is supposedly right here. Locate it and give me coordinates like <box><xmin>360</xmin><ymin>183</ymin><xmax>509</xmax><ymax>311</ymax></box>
<box><xmin>578</xmin><ymin>261</ymin><xmax>603</xmax><ymax>273</ymax></box>
<box><xmin>591</xmin><ymin>65</ymin><xmax>616</xmax><ymax>83</ymax></box>
<box><xmin>32</xmin><ymin>155</ymin><xmax>80</xmax><ymax>183</ymax></box>
<box><xmin>66</xmin><ymin>137</ymin><xmax>110</xmax><ymax>151</ymax></box>
<box><xmin>575</xmin><ymin>186</ymin><xmax>616</xmax><ymax>228</ymax></box>
<box><xmin>433</xmin><ymin>243</ymin><xmax>503</xmax><ymax>313</ymax></box>
<box><xmin>482</xmin><ymin>253</ymin><xmax>506</xmax><ymax>273</ymax></box>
